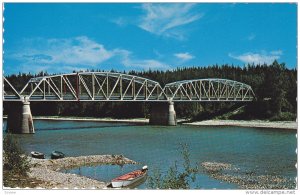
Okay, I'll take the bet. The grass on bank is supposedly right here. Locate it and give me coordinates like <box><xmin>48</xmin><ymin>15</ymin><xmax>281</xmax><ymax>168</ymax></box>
<box><xmin>210</xmin><ymin>105</ymin><xmax>296</xmax><ymax>122</ymax></box>
<box><xmin>147</xmin><ymin>143</ymin><xmax>198</xmax><ymax>189</ymax></box>
<box><xmin>3</xmin><ymin>133</ymin><xmax>47</xmax><ymax>188</ymax></box>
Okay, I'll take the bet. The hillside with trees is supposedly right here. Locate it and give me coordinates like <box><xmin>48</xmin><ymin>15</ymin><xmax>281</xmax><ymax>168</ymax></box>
<box><xmin>3</xmin><ymin>60</ymin><xmax>297</xmax><ymax>121</ymax></box>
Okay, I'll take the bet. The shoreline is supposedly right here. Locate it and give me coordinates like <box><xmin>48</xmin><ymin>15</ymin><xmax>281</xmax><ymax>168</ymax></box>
<box><xmin>26</xmin><ymin>154</ymin><xmax>137</xmax><ymax>189</ymax></box>
<box><xmin>3</xmin><ymin>116</ymin><xmax>297</xmax><ymax>130</ymax></box>
<box><xmin>33</xmin><ymin>116</ymin><xmax>150</xmax><ymax>124</ymax></box>
<box><xmin>3</xmin><ymin>115</ymin><xmax>149</xmax><ymax>124</ymax></box>
<box><xmin>184</xmin><ymin>119</ymin><xmax>297</xmax><ymax>130</ymax></box>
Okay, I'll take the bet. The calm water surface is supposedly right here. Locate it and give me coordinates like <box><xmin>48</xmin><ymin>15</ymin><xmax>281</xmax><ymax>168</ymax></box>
<box><xmin>3</xmin><ymin>119</ymin><xmax>297</xmax><ymax>189</ymax></box>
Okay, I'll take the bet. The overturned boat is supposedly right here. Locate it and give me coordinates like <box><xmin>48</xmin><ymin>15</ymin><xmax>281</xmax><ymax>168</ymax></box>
<box><xmin>31</xmin><ymin>151</ymin><xmax>45</xmax><ymax>159</ymax></box>
<box><xmin>51</xmin><ymin>151</ymin><xmax>65</xmax><ymax>159</ymax></box>
<box><xmin>111</xmin><ymin>166</ymin><xmax>148</xmax><ymax>188</ymax></box>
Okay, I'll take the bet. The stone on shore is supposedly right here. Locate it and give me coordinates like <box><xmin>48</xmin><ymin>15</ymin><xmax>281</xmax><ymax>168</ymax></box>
<box><xmin>201</xmin><ymin>162</ymin><xmax>238</xmax><ymax>173</ymax></box>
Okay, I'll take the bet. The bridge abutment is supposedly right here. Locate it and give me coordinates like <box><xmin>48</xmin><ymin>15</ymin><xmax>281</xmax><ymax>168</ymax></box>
<box><xmin>6</xmin><ymin>98</ymin><xmax>35</xmax><ymax>134</ymax></box>
<box><xmin>149</xmin><ymin>101</ymin><xmax>177</xmax><ymax>126</ymax></box>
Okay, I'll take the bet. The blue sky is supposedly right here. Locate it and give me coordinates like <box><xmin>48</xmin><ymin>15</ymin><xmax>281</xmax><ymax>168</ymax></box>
<box><xmin>3</xmin><ymin>3</ymin><xmax>297</xmax><ymax>75</ymax></box>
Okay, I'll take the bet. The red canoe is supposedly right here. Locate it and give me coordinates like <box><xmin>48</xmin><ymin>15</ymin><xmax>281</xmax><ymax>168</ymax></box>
<box><xmin>111</xmin><ymin>166</ymin><xmax>148</xmax><ymax>188</ymax></box>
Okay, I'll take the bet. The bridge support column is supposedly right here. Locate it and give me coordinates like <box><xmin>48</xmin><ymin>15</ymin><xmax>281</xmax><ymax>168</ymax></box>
<box><xmin>149</xmin><ymin>101</ymin><xmax>177</xmax><ymax>126</ymax></box>
<box><xmin>6</xmin><ymin>99</ymin><xmax>34</xmax><ymax>134</ymax></box>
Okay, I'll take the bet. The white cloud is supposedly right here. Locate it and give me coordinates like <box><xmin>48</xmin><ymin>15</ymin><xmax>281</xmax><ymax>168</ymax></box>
<box><xmin>111</xmin><ymin>17</ymin><xmax>127</xmax><ymax>27</ymax></box>
<box><xmin>229</xmin><ymin>50</ymin><xmax>283</xmax><ymax>65</ymax></box>
<box><xmin>8</xmin><ymin>36</ymin><xmax>169</xmax><ymax>73</ymax></box>
<box><xmin>247</xmin><ymin>33</ymin><xmax>256</xmax><ymax>41</ymax></box>
<box><xmin>174</xmin><ymin>52</ymin><xmax>195</xmax><ymax>61</ymax></box>
<box><xmin>139</xmin><ymin>3</ymin><xmax>203</xmax><ymax>39</ymax></box>
<box><xmin>12</xmin><ymin>36</ymin><xmax>113</xmax><ymax>66</ymax></box>
<box><xmin>19</xmin><ymin>64</ymin><xmax>52</xmax><ymax>74</ymax></box>
<box><xmin>153</xmin><ymin>49</ymin><xmax>164</xmax><ymax>59</ymax></box>
<box><xmin>114</xmin><ymin>49</ymin><xmax>171</xmax><ymax>70</ymax></box>
<box><xmin>270</xmin><ymin>50</ymin><xmax>283</xmax><ymax>55</ymax></box>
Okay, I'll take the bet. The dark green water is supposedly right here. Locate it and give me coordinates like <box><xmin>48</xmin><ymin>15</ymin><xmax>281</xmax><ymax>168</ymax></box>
<box><xmin>3</xmin><ymin>120</ymin><xmax>297</xmax><ymax>189</ymax></box>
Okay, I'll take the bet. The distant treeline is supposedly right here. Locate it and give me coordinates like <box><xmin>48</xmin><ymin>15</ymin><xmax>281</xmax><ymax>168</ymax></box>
<box><xmin>3</xmin><ymin>60</ymin><xmax>297</xmax><ymax>121</ymax></box>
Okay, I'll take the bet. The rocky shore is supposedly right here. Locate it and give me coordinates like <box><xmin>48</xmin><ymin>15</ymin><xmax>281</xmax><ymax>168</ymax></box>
<box><xmin>28</xmin><ymin>154</ymin><xmax>137</xmax><ymax>189</ymax></box>
<box><xmin>201</xmin><ymin>162</ymin><xmax>296</xmax><ymax>189</ymax></box>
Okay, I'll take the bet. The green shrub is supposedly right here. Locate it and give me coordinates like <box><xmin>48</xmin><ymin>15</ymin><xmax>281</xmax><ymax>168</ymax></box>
<box><xmin>147</xmin><ymin>143</ymin><xmax>198</xmax><ymax>189</ymax></box>
<box><xmin>269</xmin><ymin>112</ymin><xmax>296</xmax><ymax>121</ymax></box>
<box><xmin>3</xmin><ymin>133</ymin><xmax>30</xmax><ymax>176</ymax></box>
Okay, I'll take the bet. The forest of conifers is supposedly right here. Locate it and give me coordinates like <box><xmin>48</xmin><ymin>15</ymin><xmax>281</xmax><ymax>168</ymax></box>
<box><xmin>3</xmin><ymin>60</ymin><xmax>297</xmax><ymax>121</ymax></box>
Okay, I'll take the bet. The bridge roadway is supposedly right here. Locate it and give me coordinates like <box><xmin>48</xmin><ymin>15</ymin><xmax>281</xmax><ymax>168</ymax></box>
<box><xmin>3</xmin><ymin>72</ymin><xmax>255</xmax><ymax>134</ymax></box>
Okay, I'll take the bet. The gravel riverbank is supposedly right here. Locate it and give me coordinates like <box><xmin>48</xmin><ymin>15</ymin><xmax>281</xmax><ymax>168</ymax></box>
<box><xmin>29</xmin><ymin>117</ymin><xmax>298</xmax><ymax>130</ymax></box>
<box><xmin>184</xmin><ymin>120</ymin><xmax>297</xmax><ymax>130</ymax></box>
<box><xmin>28</xmin><ymin>154</ymin><xmax>137</xmax><ymax>189</ymax></box>
<box><xmin>201</xmin><ymin>162</ymin><xmax>296</xmax><ymax>189</ymax></box>
<box><xmin>32</xmin><ymin>116</ymin><xmax>149</xmax><ymax>124</ymax></box>
<box><xmin>4</xmin><ymin>116</ymin><xmax>296</xmax><ymax>130</ymax></box>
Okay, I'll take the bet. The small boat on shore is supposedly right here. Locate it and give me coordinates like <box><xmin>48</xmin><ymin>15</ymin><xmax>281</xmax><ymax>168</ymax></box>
<box><xmin>31</xmin><ymin>151</ymin><xmax>45</xmax><ymax>159</ymax></box>
<box><xmin>51</xmin><ymin>151</ymin><xmax>65</xmax><ymax>159</ymax></box>
<box><xmin>111</xmin><ymin>166</ymin><xmax>148</xmax><ymax>188</ymax></box>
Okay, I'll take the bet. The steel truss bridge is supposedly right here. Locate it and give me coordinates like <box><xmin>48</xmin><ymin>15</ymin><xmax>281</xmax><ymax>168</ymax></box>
<box><xmin>3</xmin><ymin>72</ymin><xmax>255</xmax><ymax>102</ymax></box>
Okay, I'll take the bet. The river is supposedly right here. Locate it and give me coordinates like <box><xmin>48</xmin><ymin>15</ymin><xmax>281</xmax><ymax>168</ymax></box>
<box><xmin>3</xmin><ymin>119</ymin><xmax>297</xmax><ymax>189</ymax></box>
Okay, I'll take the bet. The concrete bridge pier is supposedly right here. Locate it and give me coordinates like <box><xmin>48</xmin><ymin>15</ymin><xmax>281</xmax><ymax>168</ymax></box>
<box><xmin>6</xmin><ymin>98</ymin><xmax>35</xmax><ymax>134</ymax></box>
<box><xmin>149</xmin><ymin>101</ymin><xmax>177</xmax><ymax>126</ymax></box>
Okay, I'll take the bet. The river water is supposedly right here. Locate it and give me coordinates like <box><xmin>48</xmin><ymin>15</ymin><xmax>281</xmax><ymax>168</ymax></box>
<box><xmin>3</xmin><ymin>119</ymin><xmax>297</xmax><ymax>189</ymax></box>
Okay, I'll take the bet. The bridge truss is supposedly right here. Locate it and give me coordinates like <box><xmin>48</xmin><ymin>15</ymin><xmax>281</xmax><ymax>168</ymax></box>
<box><xmin>3</xmin><ymin>72</ymin><xmax>255</xmax><ymax>102</ymax></box>
<box><xmin>3</xmin><ymin>77</ymin><xmax>21</xmax><ymax>99</ymax></box>
<box><xmin>4</xmin><ymin>72</ymin><xmax>167</xmax><ymax>101</ymax></box>
<box><xmin>164</xmin><ymin>79</ymin><xmax>255</xmax><ymax>101</ymax></box>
